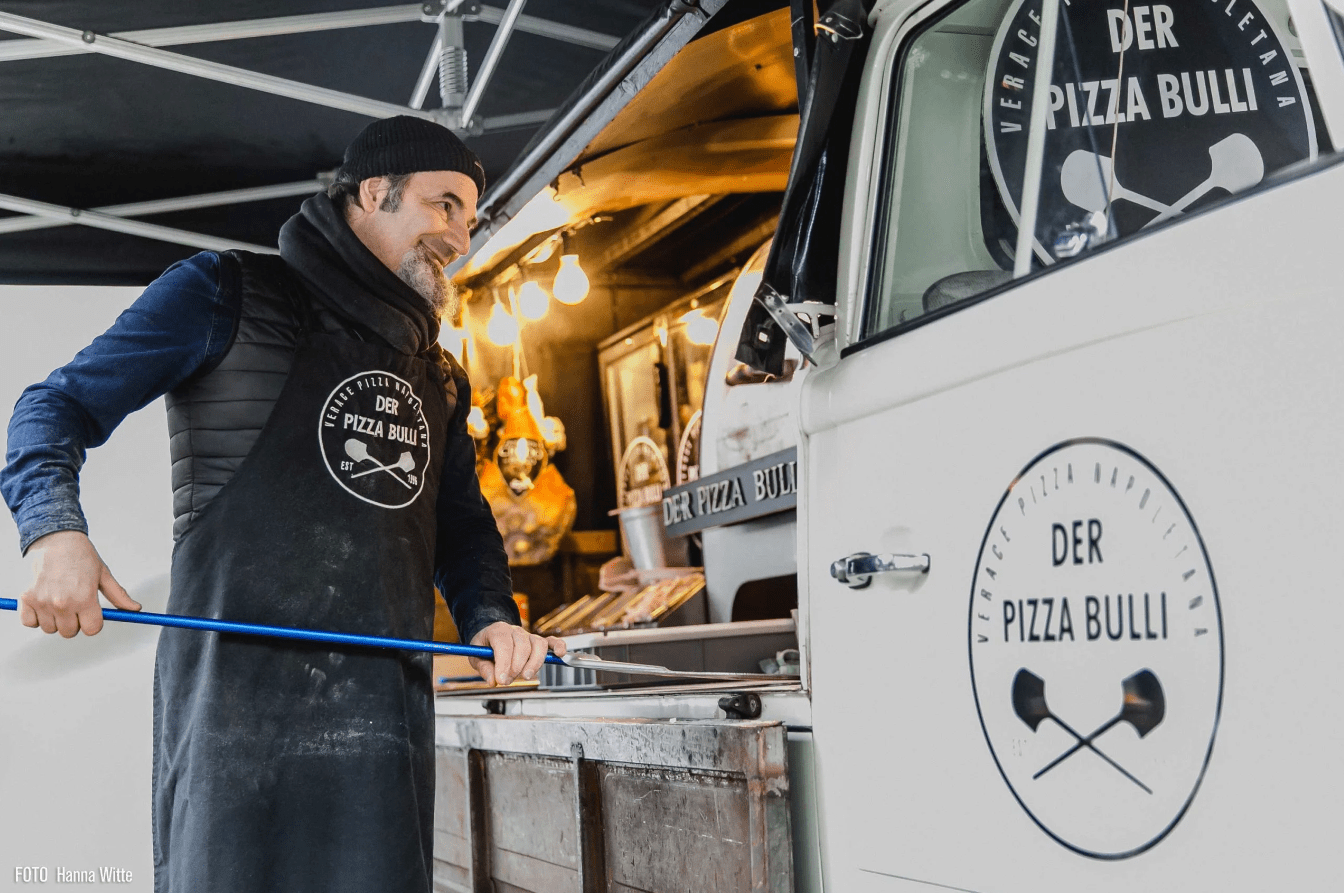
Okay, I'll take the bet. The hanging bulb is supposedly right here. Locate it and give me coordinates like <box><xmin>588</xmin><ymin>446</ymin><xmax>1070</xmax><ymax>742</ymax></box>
<box><xmin>466</xmin><ymin>405</ymin><xmax>488</xmax><ymax>439</ymax></box>
<box><xmin>486</xmin><ymin>300</ymin><xmax>519</xmax><ymax>346</ymax></box>
<box><xmin>518</xmin><ymin>280</ymin><xmax>549</xmax><ymax>320</ymax></box>
<box><xmin>438</xmin><ymin>323</ymin><xmax>468</xmax><ymax>361</ymax></box>
<box><xmin>680</xmin><ymin>308</ymin><xmax>719</xmax><ymax>347</ymax></box>
<box><xmin>552</xmin><ymin>254</ymin><xmax>590</xmax><ymax>305</ymax></box>
<box><xmin>523</xmin><ymin>374</ymin><xmax>545</xmax><ymax>427</ymax></box>
<box><xmin>461</xmin><ymin>303</ymin><xmax>477</xmax><ymax>364</ymax></box>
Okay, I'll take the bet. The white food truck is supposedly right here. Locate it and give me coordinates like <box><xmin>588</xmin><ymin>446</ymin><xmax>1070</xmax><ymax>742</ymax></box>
<box><xmin>433</xmin><ymin>0</ymin><xmax>1344</xmax><ymax>889</ymax></box>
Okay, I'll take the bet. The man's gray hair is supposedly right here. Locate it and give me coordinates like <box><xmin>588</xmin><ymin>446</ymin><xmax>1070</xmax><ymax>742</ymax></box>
<box><xmin>327</xmin><ymin>171</ymin><xmax>413</xmax><ymax>212</ymax></box>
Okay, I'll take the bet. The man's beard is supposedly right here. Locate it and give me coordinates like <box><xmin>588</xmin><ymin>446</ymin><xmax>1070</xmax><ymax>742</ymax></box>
<box><xmin>395</xmin><ymin>244</ymin><xmax>459</xmax><ymax>321</ymax></box>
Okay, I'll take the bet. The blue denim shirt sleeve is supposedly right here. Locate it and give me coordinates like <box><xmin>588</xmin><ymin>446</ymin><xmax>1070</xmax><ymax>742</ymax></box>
<box><xmin>0</xmin><ymin>252</ymin><xmax>235</xmax><ymax>554</ymax></box>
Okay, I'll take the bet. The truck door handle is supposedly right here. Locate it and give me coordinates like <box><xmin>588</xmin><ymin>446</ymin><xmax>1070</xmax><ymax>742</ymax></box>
<box><xmin>830</xmin><ymin>552</ymin><xmax>930</xmax><ymax>589</ymax></box>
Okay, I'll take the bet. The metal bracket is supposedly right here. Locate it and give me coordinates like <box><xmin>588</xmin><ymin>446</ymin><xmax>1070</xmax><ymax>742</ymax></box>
<box><xmin>420</xmin><ymin>0</ymin><xmax>481</xmax><ymax>22</ymax></box>
<box><xmin>754</xmin><ymin>281</ymin><xmax>836</xmax><ymax>365</ymax></box>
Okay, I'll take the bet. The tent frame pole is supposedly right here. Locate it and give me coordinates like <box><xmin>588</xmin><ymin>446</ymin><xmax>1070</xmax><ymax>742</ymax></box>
<box><xmin>0</xmin><ymin>180</ymin><xmax>328</xmax><ymax>237</ymax></box>
<box><xmin>0</xmin><ymin>192</ymin><xmax>279</xmax><ymax>254</ymax></box>
<box><xmin>459</xmin><ymin>0</ymin><xmax>529</xmax><ymax>129</ymax></box>
<box><xmin>0</xmin><ymin>4</ymin><xmax>618</xmax><ymax>64</ymax></box>
<box><xmin>0</xmin><ymin>10</ymin><xmax>449</xmax><ymax>125</ymax></box>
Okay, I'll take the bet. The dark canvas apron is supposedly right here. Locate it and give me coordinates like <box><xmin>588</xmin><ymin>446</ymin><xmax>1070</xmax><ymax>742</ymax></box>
<box><xmin>152</xmin><ymin>319</ymin><xmax>451</xmax><ymax>893</ymax></box>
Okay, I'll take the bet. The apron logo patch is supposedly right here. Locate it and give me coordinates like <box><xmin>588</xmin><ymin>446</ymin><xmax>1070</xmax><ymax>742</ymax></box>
<box><xmin>318</xmin><ymin>371</ymin><xmax>431</xmax><ymax>509</ymax></box>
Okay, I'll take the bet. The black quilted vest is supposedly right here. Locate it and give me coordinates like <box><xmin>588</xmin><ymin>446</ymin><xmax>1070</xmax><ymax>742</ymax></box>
<box><xmin>164</xmin><ymin>250</ymin><xmax>458</xmax><ymax>541</ymax></box>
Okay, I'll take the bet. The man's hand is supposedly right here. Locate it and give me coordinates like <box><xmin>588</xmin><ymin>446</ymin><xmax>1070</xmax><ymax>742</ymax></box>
<box><xmin>468</xmin><ymin>621</ymin><xmax>566</xmax><ymax>686</ymax></box>
<box><xmin>18</xmin><ymin>530</ymin><xmax>141</xmax><ymax>637</ymax></box>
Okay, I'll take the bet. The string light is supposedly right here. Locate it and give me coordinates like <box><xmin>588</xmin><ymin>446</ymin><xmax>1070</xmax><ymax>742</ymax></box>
<box><xmin>552</xmin><ymin>230</ymin><xmax>589</xmax><ymax>306</ymax></box>
<box><xmin>466</xmin><ymin>405</ymin><xmax>488</xmax><ymax>439</ymax></box>
<box><xmin>486</xmin><ymin>295</ymin><xmax>519</xmax><ymax>346</ymax></box>
<box><xmin>518</xmin><ymin>280</ymin><xmax>549</xmax><ymax>320</ymax></box>
<box><xmin>523</xmin><ymin>374</ymin><xmax>546</xmax><ymax>428</ymax></box>
<box><xmin>438</xmin><ymin>323</ymin><xmax>468</xmax><ymax>361</ymax></box>
<box><xmin>680</xmin><ymin>309</ymin><xmax>719</xmax><ymax>346</ymax></box>
<box><xmin>553</xmin><ymin>255</ymin><xmax>590</xmax><ymax>305</ymax></box>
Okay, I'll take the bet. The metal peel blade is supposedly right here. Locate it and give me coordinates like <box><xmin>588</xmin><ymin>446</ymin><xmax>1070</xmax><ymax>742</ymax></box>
<box><xmin>558</xmin><ymin>651</ymin><xmax>792</xmax><ymax>682</ymax></box>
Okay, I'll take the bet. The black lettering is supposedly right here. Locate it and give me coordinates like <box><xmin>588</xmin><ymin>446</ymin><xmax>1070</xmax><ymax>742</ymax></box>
<box><xmin>1086</xmin><ymin>596</ymin><xmax>1101</xmax><ymax>639</ymax></box>
<box><xmin>1088</xmin><ymin>519</ymin><xmax>1103</xmax><ymax>563</ymax></box>
<box><xmin>1144</xmin><ymin>592</ymin><xmax>1158</xmax><ymax>639</ymax></box>
<box><xmin>1127</xmin><ymin>593</ymin><xmax>1141</xmax><ymax>640</ymax></box>
<box><xmin>1052</xmin><ymin>523</ymin><xmax>1068</xmax><ymax>565</ymax></box>
<box><xmin>1043</xmin><ymin>598</ymin><xmax>1056</xmax><ymax>641</ymax></box>
<box><xmin>1106</xmin><ymin>596</ymin><xmax>1124</xmax><ymax>640</ymax></box>
<box><xmin>1004</xmin><ymin>601</ymin><xmax>1017</xmax><ymax>642</ymax></box>
<box><xmin>1162</xmin><ymin>591</ymin><xmax>1168</xmax><ymax>639</ymax></box>
<box><xmin>1059</xmin><ymin>598</ymin><xmax>1075</xmax><ymax>641</ymax></box>
<box><xmin>1028</xmin><ymin>599</ymin><xmax>1041</xmax><ymax>642</ymax></box>
<box><xmin>1072</xmin><ymin>520</ymin><xmax>1084</xmax><ymax>565</ymax></box>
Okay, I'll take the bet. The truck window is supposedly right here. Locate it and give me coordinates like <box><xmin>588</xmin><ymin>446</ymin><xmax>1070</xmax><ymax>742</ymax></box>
<box><xmin>863</xmin><ymin>0</ymin><xmax>1327</xmax><ymax>339</ymax></box>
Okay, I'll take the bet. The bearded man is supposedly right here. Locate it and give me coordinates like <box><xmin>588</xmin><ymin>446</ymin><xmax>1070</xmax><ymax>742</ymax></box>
<box><xmin>0</xmin><ymin>116</ymin><xmax>562</xmax><ymax>892</ymax></box>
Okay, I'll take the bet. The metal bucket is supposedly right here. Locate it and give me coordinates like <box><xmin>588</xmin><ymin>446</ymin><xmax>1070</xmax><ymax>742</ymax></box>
<box><xmin>616</xmin><ymin>503</ymin><xmax>690</xmax><ymax>570</ymax></box>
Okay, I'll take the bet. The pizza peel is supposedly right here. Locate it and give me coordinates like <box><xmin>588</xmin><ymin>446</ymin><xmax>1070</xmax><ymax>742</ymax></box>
<box><xmin>0</xmin><ymin>598</ymin><xmax>792</xmax><ymax>682</ymax></box>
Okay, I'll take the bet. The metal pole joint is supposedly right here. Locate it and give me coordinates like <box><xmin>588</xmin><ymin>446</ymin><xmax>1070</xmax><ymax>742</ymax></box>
<box><xmin>424</xmin><ymin>107</ymin><xmax>464</xmax><ymax>130</ymax></box>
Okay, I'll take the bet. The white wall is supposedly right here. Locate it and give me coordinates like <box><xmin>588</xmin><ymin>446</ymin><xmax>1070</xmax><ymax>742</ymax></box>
<box><xmin>0</xmin><ymin>285</ymin><xmax>171</xmax><ymax>884</ymax></box>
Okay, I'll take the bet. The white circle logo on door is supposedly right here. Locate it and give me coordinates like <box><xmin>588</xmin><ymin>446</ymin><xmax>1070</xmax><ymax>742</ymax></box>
<box><xmin>318</xmin><ymin>371</ymin><xmax>431</xmax><ymax>509</ymax></box>
<box><xmin>984</xmin><ymin>0</ymin><xmax>1313</xmax><ymax>263</ymax></box>
<box><xmin>969</xmin><ymin>439</ymin><xmax>1223</xmax><ymax>859</ymax></box>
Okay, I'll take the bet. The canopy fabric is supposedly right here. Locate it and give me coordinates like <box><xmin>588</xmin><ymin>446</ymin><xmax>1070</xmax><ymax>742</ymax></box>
<box><xmin>0</xmin><ymin>0</ymin><xmax>666</xmax><ymax>284</ymax></box>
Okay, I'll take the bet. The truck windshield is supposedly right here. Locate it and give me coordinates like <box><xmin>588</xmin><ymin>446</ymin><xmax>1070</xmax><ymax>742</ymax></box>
<box><xmin>864</xmin><ymin>0</ymin><xmax>1328</xmax><ymax>337</ymax></box>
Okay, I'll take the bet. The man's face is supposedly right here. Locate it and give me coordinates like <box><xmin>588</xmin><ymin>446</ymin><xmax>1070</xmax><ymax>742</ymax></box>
<box><xmin>347</xmin><ymin>170</ymin><xmax>479</xmax><ymax>318</ymax></box>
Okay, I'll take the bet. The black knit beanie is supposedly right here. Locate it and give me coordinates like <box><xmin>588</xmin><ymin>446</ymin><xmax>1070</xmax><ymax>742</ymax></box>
<box><xmin>339</xmin><ymin>115</ymin><xmax>486</xmax><ymax>197</ymax></box>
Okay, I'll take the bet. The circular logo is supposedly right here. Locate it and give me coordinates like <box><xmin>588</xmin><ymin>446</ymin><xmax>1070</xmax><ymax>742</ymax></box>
<box><xmin>618</xmin><ymin>436</ymin><xmax>670</xmax><ymax>509</ymax></box>
<box><xmin>676</xmin><ymin>410</ymin><xmax>703</xmax><ymax>485</ymax></box>
<box><xmin>985</xmin><ymin>0</ymin><xmax>1314</xmax><ymax>262</ymax></box>
<box><xmin>318</xmin><ymin>371</ymin><xmax>432</xmax><ymax>509</ymax></box>
<box><xmin>969</xmin><ymin>439</ymin><xmax>1223</xmax><ymax>859</ymax></box>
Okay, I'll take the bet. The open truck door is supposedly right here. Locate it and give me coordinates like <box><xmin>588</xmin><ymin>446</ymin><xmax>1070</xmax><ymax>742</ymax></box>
<box><xmin>754</xmin><ymin>0</ymin><xmax>1344</xmax><ymax>888</ymax></box>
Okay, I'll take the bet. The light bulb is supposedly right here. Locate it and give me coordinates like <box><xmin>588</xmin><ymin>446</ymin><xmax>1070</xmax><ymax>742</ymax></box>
<box><xmin>552</xmin><ymin>254</ymin><xmax>590</xmax><ymax>305</ymax></box>
<box><xmin>438</xmin><ymin>324</ymin><xmax>468</xmax><ymax>361</ymax></box>
<box><xmin>486</xmin><ymin>302</ymin><xmax>519</xmax><ymax>346</ymax></box>
<box><xmin>523</xmin><ymin>374</ymin><xmax>545</xmax><ymax>426</ymax></box>
<box><xmin>518</xmin><ymin>280</ymin><xmax>549</xmax><ymax>320</ymax></box>
<box><xmin>466</xmin><ymin>406</ymin><xmax>488</xmax><ymax>439</ymax></box>
<box><xmin>680</xmin><ymin>309</ymin><xmax>719</xmax><ymax>346</ymax></box>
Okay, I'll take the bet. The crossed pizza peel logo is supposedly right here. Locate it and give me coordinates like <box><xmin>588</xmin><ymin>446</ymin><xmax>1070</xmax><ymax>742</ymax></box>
<box><xmin>343</xmin><ymin>437</ymin><xmax>417</xmax><ymax>490</ymax></box>
<box><xmin>1012</xmin><ymin>667</ymin><xmax>1166</xmax><ymax>795</ymax></box>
